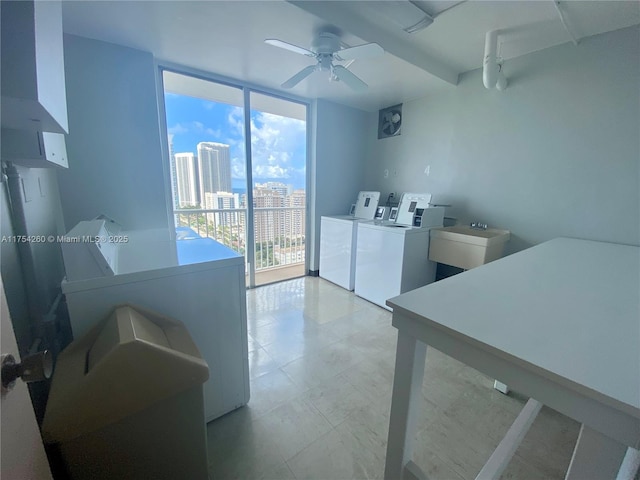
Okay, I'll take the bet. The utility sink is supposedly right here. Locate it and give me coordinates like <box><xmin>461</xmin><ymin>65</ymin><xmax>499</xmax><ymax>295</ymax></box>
<box><xmin>429</xmin><ymin>225</ymin><xmax>510</xmax><ymax>270</ymax></box>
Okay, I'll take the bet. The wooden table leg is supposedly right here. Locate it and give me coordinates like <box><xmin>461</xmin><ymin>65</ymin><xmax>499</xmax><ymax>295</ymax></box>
<box><xmin>565</xmin><ymin>424</ymin><xmax>627</xmax><ymax>480</ymax></box>
<box><xmin>384</xmin><ymin>331</ymin><xmax>427</xmax><ymax>480</ymax></box>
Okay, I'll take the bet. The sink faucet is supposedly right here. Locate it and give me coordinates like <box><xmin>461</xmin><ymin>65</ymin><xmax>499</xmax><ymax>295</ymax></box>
<box><xmin>470</xmin><ymin>222</ymin><xmax>488</xmax><ymax>230</ymax></box>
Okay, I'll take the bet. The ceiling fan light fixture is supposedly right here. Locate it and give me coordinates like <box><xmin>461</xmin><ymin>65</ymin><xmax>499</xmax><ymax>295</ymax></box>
<box><xmin>266</xmin><ymin>31</ymin><xmax>383</xmax><ymax>91</ymax></box>
<box><xmin>376</xmin><ymin>1</ymin><xmax>434</xmax><ymax>34</ymax></box>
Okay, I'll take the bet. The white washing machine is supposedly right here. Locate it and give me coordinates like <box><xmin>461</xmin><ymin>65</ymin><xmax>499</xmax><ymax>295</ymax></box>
<box><xmin>60</xmin><ymin>220</ymin><xmax>250</xmax><ymax>423</ymax></box>
<box><xmin>355</xmin><ymin>193</ymin><xmax>444</xmax><ymax>310</ymax></box>
<box><xmin>319</xmin><ymin>191</ymin><xmax>380</xmax><ymax>290</ymax></box>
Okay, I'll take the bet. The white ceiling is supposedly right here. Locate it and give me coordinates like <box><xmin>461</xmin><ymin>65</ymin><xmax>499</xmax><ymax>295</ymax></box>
<box><xmin>62</xmin><ymin>1</ymin><xmax>640</xmax><ymax>112</ymax></box>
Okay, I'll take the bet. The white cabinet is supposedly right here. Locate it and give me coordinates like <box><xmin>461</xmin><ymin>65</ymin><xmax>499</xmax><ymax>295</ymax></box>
<box><xmin>61</xmin><ymin>232</ymin><xmax>251</xmax><ymax>423</ymax></box>
<box><xmin>1</xmin><ymin>0</ymin><xmax>68</xmax><ymax>134</ymax></box>
<box><xmin>1</xmin><ymin>128</ymin><xmax>68</xmax><ymax>168</ymax></box>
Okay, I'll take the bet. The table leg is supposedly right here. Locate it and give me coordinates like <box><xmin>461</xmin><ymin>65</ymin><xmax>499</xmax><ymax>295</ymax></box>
<box><xmin>384</xmin><ymin>331</ymin><xmax>427</xmax><ymax>480</ymax></box>
<box><xmin>616</xmin><ymin>447</ymin><xmax>640</xmax><ymax>480</ymax></box>
<box><xmin>565</xmin><ymin>424</ymin><xmax>627</xmax><ymax>480</ymax></box>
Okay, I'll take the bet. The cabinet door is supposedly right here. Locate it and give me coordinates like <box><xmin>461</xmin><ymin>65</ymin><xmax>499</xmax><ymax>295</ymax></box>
<box><xmin>0</xmin><ymin>0</ymin><xmax>68</xmax><ymax>133</ymax></box>
<box><xmin>40</xmin><ymin>133</ymin><xmax>68</xmax><ymax>168</ymax></box>
<box><xmin>1</xmin><ymin>129</ymin><xmax>68</xmax><ymax>169</ymax></box>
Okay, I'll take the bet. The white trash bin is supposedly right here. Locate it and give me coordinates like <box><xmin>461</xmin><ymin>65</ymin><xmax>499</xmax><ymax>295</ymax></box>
<box><xmin>42</xmin><ymin>305</ymin><xmax>209</xmax><ymax>479</ymax></box>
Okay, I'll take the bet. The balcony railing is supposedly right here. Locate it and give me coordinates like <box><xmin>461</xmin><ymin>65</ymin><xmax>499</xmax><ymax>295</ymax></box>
<box><xmin>174</xmin><ymin>207</ymin><xmax>305</xmax><ymax>272</ymax></box>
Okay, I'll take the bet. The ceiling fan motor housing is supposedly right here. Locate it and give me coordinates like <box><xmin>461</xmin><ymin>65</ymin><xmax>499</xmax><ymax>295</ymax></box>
<box><xmin>312</xmin><ymin>32</ymin><xmax>341</xmax><ymax>55</ymax></box>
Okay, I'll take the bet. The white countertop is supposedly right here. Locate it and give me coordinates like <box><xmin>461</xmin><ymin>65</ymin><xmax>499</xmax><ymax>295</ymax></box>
<box><xmin>387</xmin><ymin>237</ymin><xmax>640</xmax><ymax>418</ymax></box>
<box><xmin>62</xmin><ymin>228</ymin><xmax>243</xmax><ymax>293</ymax></box>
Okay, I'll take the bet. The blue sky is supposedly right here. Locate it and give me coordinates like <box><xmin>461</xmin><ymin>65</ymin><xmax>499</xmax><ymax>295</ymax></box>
<box><xmin>164</xmin><ymin>93</ymin><xmax>306</xmax><ymax>191</ymax></box>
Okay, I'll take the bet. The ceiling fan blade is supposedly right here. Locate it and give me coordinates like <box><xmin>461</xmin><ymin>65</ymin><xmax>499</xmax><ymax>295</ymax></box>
<box><xmin>332</xmin><ymin>65</ymin><xmax>368</xmax><ymax>91</ymax></box>
<box><xmin>335</xmin><ymin>42</ymin><xmax>384</xmax><ymax>61</ymax></box>
<box><xmin>282</xmin><ymin>65</ymin><xmax>317</xmax><ymax>89</ymax></box>
<box><xmin>265</xmin><ymin>39</ymin><xmax>315</xmax><ymax>57</ymax></box>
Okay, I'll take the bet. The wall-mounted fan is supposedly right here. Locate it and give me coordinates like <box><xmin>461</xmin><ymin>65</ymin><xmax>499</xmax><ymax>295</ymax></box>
<box><xmin>265</xmin><ymin>31</ymin><xmax>384</xmax><ymax>91</ymax></box>
<box><xmin>378</xmin><ymin>104</ymin><xmax>402</xmax><ymax>139</ymax></box>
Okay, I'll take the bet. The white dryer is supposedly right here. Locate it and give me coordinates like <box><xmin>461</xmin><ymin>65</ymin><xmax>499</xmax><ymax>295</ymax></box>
<box><xmin>319</xmin><ymin>191</ymin><xmax>380</xmax><ymax>290</ymax></box>
<box><xmin>60</xmin><ymin>220</ymin><xmax>250</xmax><ymax>423</ymax></box>
<box><xmin>355</xmin><ymin>193</ymin><xmax>444</xmax><ymax>310</ymax></box>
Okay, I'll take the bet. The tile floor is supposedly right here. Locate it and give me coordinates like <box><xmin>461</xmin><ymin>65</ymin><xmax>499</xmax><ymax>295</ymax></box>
<box><xmin>207</xmin><ymin>277</ymin><xmax>580</xmax><ymax>480</ymax></box>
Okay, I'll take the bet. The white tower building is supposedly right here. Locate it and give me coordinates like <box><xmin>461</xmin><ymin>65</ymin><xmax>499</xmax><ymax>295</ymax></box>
<box><xmin>197</xmin><ymin>142</ymin><xmax>232</xmax><ymax>200</ymax></box>
<box><xmin>174</xmin><ymin>152</ymin><xmax>199</xmax><ymax>208</ymax></box>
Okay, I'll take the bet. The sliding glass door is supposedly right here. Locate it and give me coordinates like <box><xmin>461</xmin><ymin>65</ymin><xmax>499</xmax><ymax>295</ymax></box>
<box><xmin>161</xmin><ymin>70</ymin><xmax>307</xmax><ymax>287</ymax></box>
<box><xmin>249</xmin><ymin>92</ymin><xmax>307</xmax><ymax>286</ymax></box>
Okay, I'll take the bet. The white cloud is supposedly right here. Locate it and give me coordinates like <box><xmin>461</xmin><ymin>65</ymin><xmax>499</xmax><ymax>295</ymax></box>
<box><xmin>249</xmin><ymin>112</ymin><xmax>306</xmax><ymax>181</ymax></box>
<box><xmin>254</xmin><ymin>165</ymin><xmax>288</xmax><ymax>179</ymax></box>
<box><xmin>168</xmin><ymin>123</ymin><xmax>188</xmax><ymax>135</ymax></box>
<box><xmin>168</xmin><ymin>122</ymin><xmax>222</xmax><ymax>141</ymax></box>
<box><xmin>231</xmin><ymin>158</ymin><xmax>246</xmax><ymax>179</ymax></box>
<box><xmin>228</xmin><ymin>107</ymin><xmax>244</xmax><ymax>136</ymax></box>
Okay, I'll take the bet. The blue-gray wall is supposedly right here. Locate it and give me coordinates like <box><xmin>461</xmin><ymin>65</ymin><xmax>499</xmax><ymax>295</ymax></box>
<box><xmin>57</xmin><ymin>34</ymin><xmax>168</xmax><ymax>232</ymax></box>
<box><xmin>57</xmin><ymin>36</ymin><xmax>372</xmax><ymax>273</ymax></box>
<box><xmin>365</xmin><ymin>26</ymin><xmax>640</xmax><ymax>253</ymax></box>
<box><xmin>309</xmin><ymin>99</ymin><xmax>369</xmax><ymax>270</ymax></box>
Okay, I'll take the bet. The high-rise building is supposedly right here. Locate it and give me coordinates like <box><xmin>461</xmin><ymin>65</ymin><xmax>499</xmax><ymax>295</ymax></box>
<box><xmin>255</xmin><ymin>181</ymin><xmax>293</xmax><ymax>198</ymax></box>
<box><xmin>253</xmin><ymin>188</ymin><xmax>284</xmax><ymax>244</ymax></box>
<box><xmin>197</xmin><ymin>142</ymin><xmax>232</xmax><ymax>201</ymax></box>
<box><xmin>204</xmin><ymin>191</ymin><xmax>240</xmax><ymax>211</ymax></box>
<box><xmin>286</xmin><ymin>188</ymin><xmax>306</xmax><ymax>240</ymax></box>
<box><xmin>168</xmin><ymin>134</ymin><xmax>179</xmax><ymax>209</ymax></box>
<box><xmin>174</xmin><ymin>152</ymin><xmax>199</xmax><ymax>208</ymax></box>
<box><xmin>202</xmin><ymin>191</ymin><xmax>243</xmax><ymax>252</ymax></box>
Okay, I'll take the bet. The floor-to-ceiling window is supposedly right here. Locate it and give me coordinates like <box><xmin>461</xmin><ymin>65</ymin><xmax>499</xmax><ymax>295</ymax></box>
<box><xmin>249</xmin><ymin>92</ymin><xmax>307</xmax><ymax>286</ymax></box>
<box><xmin>160</xmin><ymin>70</ymin><xmax>308</xmax><ymax>287</ymax></box>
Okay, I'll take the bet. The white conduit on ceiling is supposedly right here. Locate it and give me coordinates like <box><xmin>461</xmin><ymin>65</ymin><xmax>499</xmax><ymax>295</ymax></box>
<box><xmin>553</xmin><ymin>0</ymin><xmax>579</xmax><ymax>46</ymax></box>
<box><xmin>483</xmin><ymin>30</ymin><xmax>507</xmax><ymax>91</ymax></box>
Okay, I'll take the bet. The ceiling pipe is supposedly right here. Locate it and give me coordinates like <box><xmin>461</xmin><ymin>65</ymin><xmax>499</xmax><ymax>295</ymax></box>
<box><xmin>496</xmin><ymin>69</ymin><xmax>508</xmax><ymax>91</ymax></box>
<box><xmin>483</xmin><ymin>30</ymin><xmax>499</xmax><ymax>89</ymax></box>
<box><xmin>483</xmin><ymin>30</ymin><xmax>507</xmax><ymax>91</ymax></box>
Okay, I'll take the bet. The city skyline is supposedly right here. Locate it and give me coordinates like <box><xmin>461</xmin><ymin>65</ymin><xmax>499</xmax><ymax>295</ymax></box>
<box><xmin>171</xmin><ymin>136</ymin><xmax>305</xmax><ymax>209</ymax></box>
<box><xmin>164</xmin><ymin>75</ymin><xmax>306</xmax><ymax>273</ymax></box>
<box><xmin>164</xmin><ymin>92</ymin><xmax>307</xmax><ymax>192</ymax></box>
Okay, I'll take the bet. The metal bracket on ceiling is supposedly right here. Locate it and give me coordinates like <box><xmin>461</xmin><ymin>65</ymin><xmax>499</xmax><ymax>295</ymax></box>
<box><xmin>553</xmin><ymin>1</ymin><xmax>580</xmax><ymax>46</ymax></box>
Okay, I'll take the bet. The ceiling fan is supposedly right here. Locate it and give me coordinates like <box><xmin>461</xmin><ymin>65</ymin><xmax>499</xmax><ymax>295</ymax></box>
<box><xmin>265</xmin><ymin>31</ymin><xmax>384</xmax><ymax>91</ymax></box>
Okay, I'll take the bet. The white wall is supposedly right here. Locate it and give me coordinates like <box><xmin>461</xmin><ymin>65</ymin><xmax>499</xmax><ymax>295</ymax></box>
<box><xmin>57</xmin><ymin>34</ymin><xmax>169</xmax><ymax>231</ymax></box>
<box><xmin>309</xmin><ymin>99</ymin><xmax>369</xmax><ymax>271</ymax></box>
<box><xmin>365</xmin><ymin>26</ymin><xmax>640</xmax><ymax>253</ymax></box>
